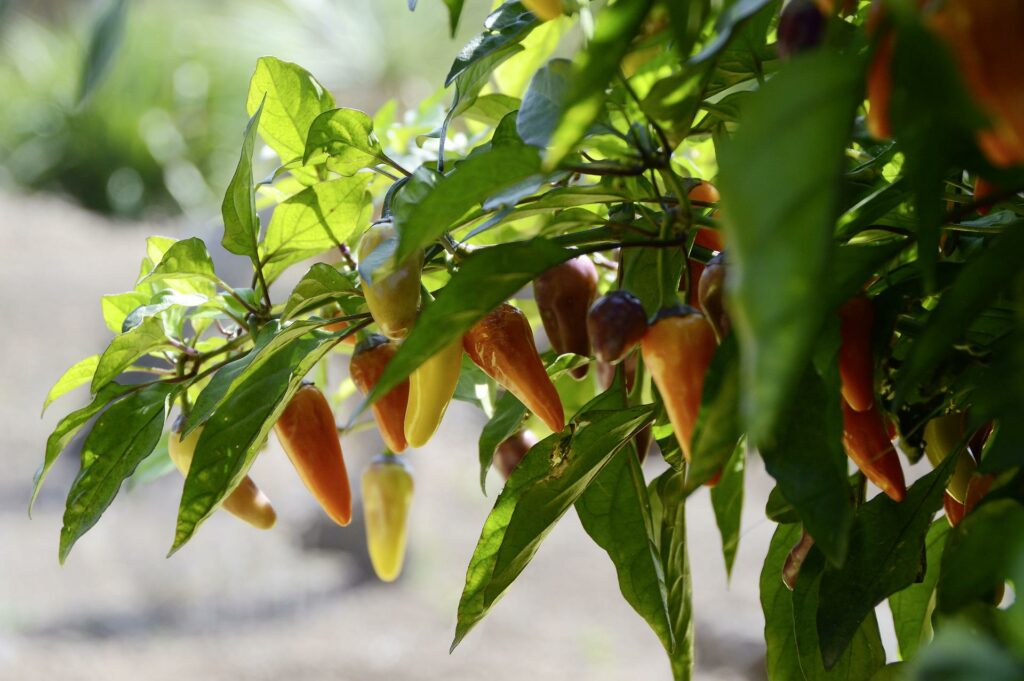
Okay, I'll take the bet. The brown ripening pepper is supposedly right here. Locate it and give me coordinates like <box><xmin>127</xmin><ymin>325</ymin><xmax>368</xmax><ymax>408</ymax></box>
<box><xmin>640</xmin><ymin>306</ymin><xmax>717</xmax><ymax>463</ymax></box>
<box><xmin>841</xmin><ymin>400</ymin><xmax>907</xmax><ymax>502</ymax></box>
<box><xmin>782</xmin><ymin>529</ymin><xmax>815</xmax><ymax>591</ymax></box>
<box><xmin>533</xmin><ymin>256</ymin><xmax>599</xmax><ymax>380</ymax></box>
<box><xmin>275</xmin><ymin>384</ymin><xmax>353</xmax><ymax>526</ymax></box>
<box><xmin>838</xmin><ymin>296</ymin><xmax>876</xmax><ymax>413</ymax></box>
<box><xmin>698</xmin><ymin>253</ymin><xmax>729</xmax><ymax>342</ymax></box>
<box><xmin>168</xmin><ymin>417</ymin><xmax>276</xmax><ymax>530</ymax></box>
<box><xmin>350</xmin><ymin>334</ymin><xmax>410</xmax><ymax>453</ymax></box>
<box><xmin>588</xmin><ymin>290</ymin><xmax>648</xmax><ymax>364</ymax></box>
<box><xmin>464</xmin><ymin>303</ymin><xmax>565</xmax><ymax>433</ymax></box>
<box><xmin>777</xmin><ymin>0</ymin><xmax>827</xmax><ymax>59</ymax></box>
<box><xmin>493</xmin><ymin>429</ymin><xmax>539</xmax><ymax>480</ymax></box>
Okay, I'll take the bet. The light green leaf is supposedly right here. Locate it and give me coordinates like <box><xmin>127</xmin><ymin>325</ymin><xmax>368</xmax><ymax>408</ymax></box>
<box><xmin>717</xmin><ymin>50</ymin><xmax>864</xmax><ymax>445</ymax></box>
<box><xmin>761</xmin><ymin>523</ymin><xmax>805</xmax><ymax>681</ymax></box>
<box><xmin>91</xmin><ymin>316</ymin><xmax>170</xmax><ymax>393</ymax></box>
<box><xmin>281</xmin><ymin>263</ymin><xmax>360</xmax><ymax>319</ymax></box>
<box><xmin>477</xmin><ymin>390</ymin><xmax>527</xmax><ymax>494</ymax></box>
<box><xmin>42</xmin><ymin>355</ymin><xmax>100</xmax><ymax>415</ymax></box>
<box><xmin>140</xmin><ymin>237</ymin><xmax>217</xmax><ymax>296</ymax></box>
<box><xmin>59</xmin><ymin>382</ymin><xmax>174</xmax><ymax>563</ymax></box>
<box><xmin>303</xmin><ymin>108</ymin><xmax>387</xmax><ymax>175</ymax></box>
<box><xmin>101</xmin><ymin>291</ymin><xmax>149</xmax><ymax>333</ymax></box>
<box><xmin>246</xmin><ymin>56</ymin><xmax>335</xmax><ymax>164</ymax></box>
<box><xmin>889</xmin><ymin>520</ymin><xmax>948</xmax><ymax>659</ymax></box>
<box><xmin>221</xmin><ymin>98</ymin><xmax>265</xmax><ymax>261</ymax></box>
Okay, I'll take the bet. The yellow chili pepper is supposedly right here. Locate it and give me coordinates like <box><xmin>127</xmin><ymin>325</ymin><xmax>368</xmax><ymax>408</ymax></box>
<box><xmin>404</xmin><ymin>338</ymin><xmax>463</xmax><ymax>448</ymax></box>
<box><xmin>361</xmin><ymin>453</ymin><xmax>414</xmax><ymax>582</ymax></box>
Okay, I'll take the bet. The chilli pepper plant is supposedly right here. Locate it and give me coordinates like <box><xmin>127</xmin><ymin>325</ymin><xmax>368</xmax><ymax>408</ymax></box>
<box><xmin>35</xmin><ymin>1</ymin><xmax>1024</xmax><ymax>679</ymax></box>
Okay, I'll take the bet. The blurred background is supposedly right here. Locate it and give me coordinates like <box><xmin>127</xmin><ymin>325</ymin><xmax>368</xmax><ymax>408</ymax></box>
<box><xmin>1</xmin><ymin>1</ymin><xmax>824</xmax><ymax>678</ymax></box>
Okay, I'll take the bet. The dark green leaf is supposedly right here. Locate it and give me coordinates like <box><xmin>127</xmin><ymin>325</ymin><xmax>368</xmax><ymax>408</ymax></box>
<box><xmin>451</xmin><ymin>402</ymin><xmax>655</xmax><ymax>649</ymax></box>
<box><xmin>889</xmin><ymin>520</ymin><xmax>948</xmax><ymax>659</ymax></box>
<box><xmin>78</xmin><ymin>0</ymin><xmax>126</xmax><ymax>104</ymax></box>
<box><xmin>221</xmin><ymin>98</ymin><xmax>265</xmax><ymax>261</ymax></box>
<box><xmin>717</xmin><ymin>50</ymin><xmax>864</xmax><ymax>445</ymax></box>
<box><xmin>91</xmin><ymin>317</ymin><xmax>169</xmax><ymax>393</ymax></box>
<box><xmin>445</xmin><ymin>1</ymin><xmax>538</xmax><ymax>86</ymax></box>
<box><xmin>710</xmin><ymin>440</ymin><xmax>745</xmax><ymax>578</ymax></box>
<box><xmin>517</xmin><ymin>58</ymin><xmax>570</xmax><ymax>148</ymax></box>
<box><xmin>687</xmin><ymin>335</ymin><xmax>742</xmax><ymax>489</ymax></box>
<box><xmin>621</xmin><ymin>244</ymin><xmax>684</xmax><ymax>317</ymax></box>
<box><xmin>443</xmin><ymin>0</ymin><xmax>466</xmax><ymax>36</ymax></box>
<box><xmin>477</xmin><ymin>391</ymin><xmax>527</xmax><ymax>494</ymax></box>
<box><xmin>59</xmin><ymin>383</ymin><xmax>174</xmax><ymax>563</ymax></box>
<box><xmin>816</xmin><ymin>459</ymin><xmax>952</xmax><ymax>668</ymax></box>
<box><xmin>907</xmin><ymin>621</ymin><xmax>1024</xmax><ymax>680</ymax></box>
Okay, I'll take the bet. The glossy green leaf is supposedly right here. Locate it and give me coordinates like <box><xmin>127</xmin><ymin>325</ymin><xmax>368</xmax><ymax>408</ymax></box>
<box><xmin>477</xmin><ymin>390</ymin><xmax>527</xmax><ymax>494</ymax></box>
<box><xmin>221</xmin><ymin>98</ymin><xmax>265</xmax><ymax>261</ymax></box>
<box><xmin>172</xmin><ymin>333</ymin><xmax>338</xmax><ymax>553</ymax></box>
<box><xmin>445</xmin><ymin>1</ymin><xmax>538</xmax><ymax>87</ymax></box>
<box><xmin>717</xmin><ymin>50</ymin><xmax>864</xmax><ymax>446</ymax></box>
<box><xmin>889</xmin><ymin>520</ymin><xmax>948</xmax><ymax>659</ymax></box>
<box><xmin>42</xmin><ymin>355</ymin><xmax>100</xmax><ymax>415</ymax></box>
<box><xmin>361</xmin><ymin>238</ymin><xmax>575</xmax><ymax>412</ymax></box>
<box><xmin>59</xmin><ymin>382</ymin><xmax>174</xmax><ymax>563</ymax></box>
<box><xmin>451</xmin><ymin>402</ymin><xmax>655</xmax><ymax>649</ymax></box>
<box><xmin>281</xmin><ymin>263</ymin><xmax>360</xmax><ymax>319</ymax></box>
<box><xmin>687</xmin><ymin>334</ymin><xmax>742</xmax><ymax>489</ymax></box>
<box><xmin>546</xmin><ymin>0</ymin><xmax>654</xmax><ymax>165</ymax></box>
<box><xmin>91</xmin><ymin>316</ymin><xmax>170</xmax><ymax>393</ymax></box>
<box><xmin>246</xmin><ymin>56</ymin><xmax>335</xmax><ymax>164</ymax></box>
<box><xmin>261</xmin><ymin>175</ymin><xmax>373</xmax><ymax>283</ymax></box>
<box><xmin>710</xmin><ymin>440</ymin><xmax>745</xmax><ymax>578</ymax></box>
<box><xmin>303</xmin><ymin>108</ymin><xmax>387</xmax><ymax>175</ymax></box>
<box><xmin>816</xmin><ymin>459</ymin><xmax>952</xmax><ymax>668</ymax></box>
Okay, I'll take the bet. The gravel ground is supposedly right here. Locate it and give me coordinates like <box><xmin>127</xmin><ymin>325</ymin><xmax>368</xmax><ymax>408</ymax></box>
<box><xmin>0</xmin><ymin>190</ymin><xmax>778</xmax><ymax>680</ymax></box>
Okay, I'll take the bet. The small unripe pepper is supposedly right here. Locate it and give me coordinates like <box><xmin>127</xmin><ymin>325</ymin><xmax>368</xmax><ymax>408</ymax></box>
<box><xmin>464</xmin><ymin>303</ymin><xmax>565</xmax><ymax>433</ymax></box>
<box><xmin>350</xmin><ymin>334</ymin><xmax>410</xmax><ymax>453</ymax></box>
<box><xmin>587</xmin><ymin>290</ymin><xmax>648</xmax><ymax>364</ymax></box>
<box><xmin>533</xmin><ymin>256</ymin><xmax>599</xmax><ymax>380</ymax></box>
<box><xmin>640</xmin><ymin>306</ymin><xmax>717</xmax><ymax>463</ymax></box>
<box><xmin>698</xmin><ymin>252</ymin><xmax>729</xmax><ymax>342</ymax></box>
<box><xmin>168</xmin><ymin>416</ymin><xmax>276</xmax><ymax>530</ymax></box>
<box><xmin>838</xmin><ymin>296</ymin><xmax>876</xmax><ymax>413</ymax></box>
<box><xmin>275</xmin><ymin>384</ymin><xmax>352</xmax><ymax>526</ymax></box>
<box><xmin>782</xmin><ymin>529</ymin><xmax>815</xmax><ymax>591</ymax></box>
<box><xmin>841</xmin><ymin>400</ymin><xmax>907</xmax><ymax>502</ymax></box>
<box><xmin>357</xmin><ymin>221</ymin><xmax>423</xmax><ymax>340</ymax></box>
<box><xmin>361</xmin><ymin>453</ymin><xmax>414</xmax><ymax>582</ymax></box>
<box><xmin>404</xmin><ymin>337</ymin><xmax>463</xmax><ymax>448</ymax></box>
<box><xmin>493</xmin><ymin>429</ymin><xmax>539</xmax><ymax>480</ymax></box>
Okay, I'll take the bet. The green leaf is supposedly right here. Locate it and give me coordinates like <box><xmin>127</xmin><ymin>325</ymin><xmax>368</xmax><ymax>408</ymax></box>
<box><xmin>140</xmin><ymin>237</ymin><xmax>217</xmax><ymax>297</ymax></box>
<box><xmin>122</xmin><ymin>291</ymin><xmax>207</xmax><ymax>333</ymax></box>
<box><xmin>261</xmin><ymin>175</ymin><xmax>373</xmax><ymax>283</ymax></box>
<box><xmin>621</xmin><ymin>244</ymin><xmax>684</xmax><ymax>317</ymax></box>
<box><xmin>792</xmin><ymin>549</ymin><xmax>886</xmax><ymax>679</ymax></box>
<box><xmin>477</xmin><ymin>391</ymin><xmax>527</xmax><ymax>494</ymax></box>
<box><xmin>246</xmin><ymin>56</ymin><xmax>335</xmax><ymax>164</ymax></box>
<box><xmin>516</xmin><ymin>58</ymin><xmax>570</xmax><ymax>148</ymax></box>
<box><xmin>303</xmin><ymin>108</ymin><xmax>387</xmax><ymax>175</ymax></box>
<box><xmin>761</xmin><ymin>523</ymin><xmax>805</xmax><ymax>681</ymax></box>
<box><xmin>59</xmin><ymin>383</ymin><xmax>174</xmax><ymax>563</ymax></box>
<box><xmin>889</xmin><ymin>520</ymin><xmax>948</xmax><ymax>659</ymax></box>
<box><xmin>451</xmin><ymin>402</ymin><xmax>655</xmax><ymax>649</ymax></box>
<box><xmin>893</xmin><ymin>222</ymin><xmax>1024</xmax><ymax>407</ymax></box>
<box><xmin>31</xmin><ymin>383</ymin><xmax>132</xmax><ymax>515</ymax></box>
<box><xmin>42</xmin><ymin>355</ymin><xmax>100</xmax><ymax>415</ymax></box>
<box><xmin>647</xmin><ymin>468</ymin><xmax>694</xmax><ymax>681</ymax></box>
<box><xmin>758</xmin><ymin>358</ymin><xmax>853</xmax><ymax>566</ymax></box>
<box><xmin>545</xmin><ymin>0</ymin><xmax>654</xmax><ymax>164</ymax></box>
<box><xmin>716</xmin><ymin>50</ymin><xmax>864</xmax><ymax>446</ymax></box>
<box><xmin>907</xmin><ymin>621</ymin><xmax>1024</xmax><ymax>680</ymax></box>
<box><xmin>362</xmin><ymin>238</ymin><xmax>575</xmax><ymax>412</ymax></box>
<box><xmin>221</xmin><ymin>97</ymin><xmax>265</xmax><ymax>261</ymax></box>
<box><xmin>443</xmin><ymin>0</ymin><xmax>466</xmax><ymax>36</ymax></box>
<box><xmin>453</xmin><ymin>354</ymin><xmax>497</xmax><ymax>413</ymax></box>
<box><xmin>710</xmin><ymin>440</ymin><xmax>745</xmax><ymax>578</ymax></box>
<box><xmin>172</xmin><ymin>333</ymin><xmax>338</xmax><ymax>553</ymax></box>
<box><xmin>450</xmin><ymin>45</ymin><xmax>524</xmax><ymax>120</ymax></box>
<box><xmin>687</xmin><ymin>334</ymin><xmax>742</xmax><ymax>489</ymax></box>
<box><xmin>281</xmin><ymin>263</ymin><xmax>360</xmax><ymax>319</ymax></box>
<box><xmin>394</xmin><ymin>143</ymin><xmax>542</xmax><ymax>262</ymax></box>
<box><xmin>816</xmin><ymin>459</ymin><xmax>952</xmax><ymax>669</ymax></box>
<box><xmin>91</xmin><ymin>316</ymin><xmax>170</xmax><ymax>393</ymax></box>
<box><xmin>445</xmin><ymin>1</ymin><xmax>539</xmax><ymax>87</ymax></box>
<box><xmin>937</xmin><ymin>499</ymin><xmax>1024</xmax><ymax>614</ymax></box>
<box><xmin>101</xmin><ymin>291</ymin><xmax>149</xmax><ymax>333</ymax></box>
<box><xmin>77</xmin><ymin>0</ymin><xmax>126</xmax><ymax>104</ymax></box>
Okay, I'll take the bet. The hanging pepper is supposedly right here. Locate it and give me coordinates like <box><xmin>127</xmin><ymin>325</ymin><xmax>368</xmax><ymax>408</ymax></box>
<box><xmin>838</xmin><ymin>296</ymin><xmax>877</xmax><ymax>413</ymax></box>
<box><xmin>361</xmin><ymin>453</ymin><xmax>414</xmax><ymax>582</ymax></box>
<box><xmin>494</xmin><ymin>429</ymin><xmax>539</xmax><ymax>480</ymax></box>
<box><xmin>841</xmin><ymin>400</ymin><xmax>907</xmax><ymax>502</ymax></box>
<box><xmin>533</xmin><ymin>256</ymin><xmax>599</xmax><ymax>380</ymax></box>
<box><xmin>357</xmin><ymin>220</ymin><xmax>423</xmax><ymax>340</ymax></box>
<box><xmin>698</xmin><ymin>252</ymin><xmax>729</xmax><ymax>342</ymax></box>
<box><xmin>275</xmin><ymin>384</ymin><xmax>352</xmax><ymax>526</ymax></box>
<box><xmin>464</xmin><ymin>302</ymin><xmax>565</xmax><ymax>433</ymax></box>
<box><xmin>588</xmin><ymin>290</ymin><xmax>649</xmax><ymax>365</ymax></box>
<box><xmin>778</xmin><ymin>0</ymin><xmax>827</xmax><ymax>58</ymax></box>
<box><xmin>640</xmin><ymin>306</ymin><xmax>717</xmax><ymax>462</ymax></box>
<box><xmin>404</xmin><ymin>337</ymin><xmax>463</xmax><ymax>448</ymax></box>
<box><xmin>168</xmin><ymin>416</ymin><xmax>277</xmax><ymax>530</ymax></box>
<box><xmin>350</xmin><ymin>334</ymin><xmax>410</xmax><ymax>453</ymax></box>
